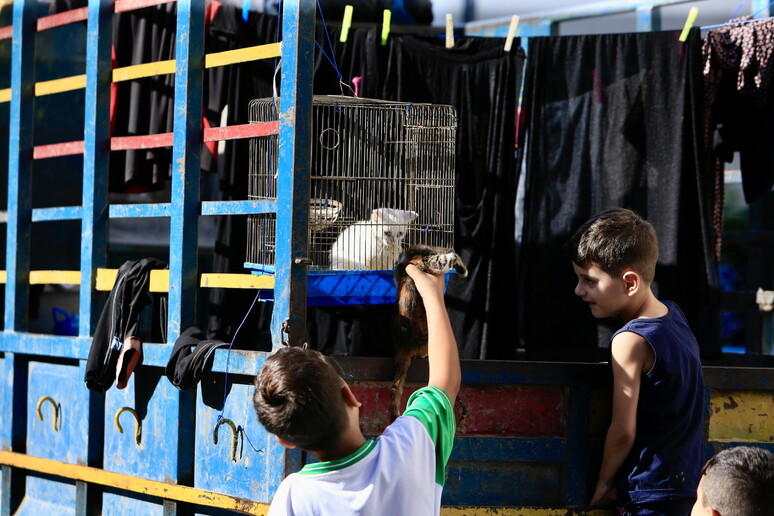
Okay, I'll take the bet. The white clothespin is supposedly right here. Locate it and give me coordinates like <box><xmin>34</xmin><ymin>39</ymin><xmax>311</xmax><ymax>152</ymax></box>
<box><xmin>504</xmin><ymin>15</ymin><xmax>520</xmax><ymax>52</ymax></box>
<box><xmin>446</xmin><ymin>13</ymin><xmax>454</xmax><ymax>49</ymax></box>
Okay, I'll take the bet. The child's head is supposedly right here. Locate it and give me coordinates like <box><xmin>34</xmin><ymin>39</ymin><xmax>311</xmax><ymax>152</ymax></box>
<box><xmin>693</xmin><ymin>446</ymin><xmax>774</xmax><ymax>516</ymax></box>
<box><xmin>567</xmin><ymin>208</ymin><xmax>658</xmax><ymax>284</ymax></box>
<box><xmin>253</xmin><ymin>347</ymin><xmax>348</xmax><ymax>451</ymax></box>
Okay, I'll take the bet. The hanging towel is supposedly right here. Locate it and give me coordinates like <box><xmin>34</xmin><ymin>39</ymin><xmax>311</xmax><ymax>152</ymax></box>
<box><xmin>165</xmin><ymin>326</ymin><xmax>229</xmax><ymax>392</ymax></box>
<box><xmin>85</xmin><ymin>258</ymin><xmax>168</xmax><ymax>392</ymax></box>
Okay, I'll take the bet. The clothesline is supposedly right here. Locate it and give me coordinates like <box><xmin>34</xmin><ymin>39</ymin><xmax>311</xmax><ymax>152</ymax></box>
<box><xmin>702</xmin><ymin>15</ymin><xmax>774</xmax><ymax>31</ymax></box>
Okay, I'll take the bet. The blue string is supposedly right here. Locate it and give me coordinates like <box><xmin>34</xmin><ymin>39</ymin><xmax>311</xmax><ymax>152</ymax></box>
<box><xmin>752</xmin><ymin>0</ymin><xmax>774</xmax><ymax>18</ymax></box>
<box><xmin>217</xmin><ymin>289</ymin><xmax>263</xmax><ymax>423</ymax></box>
<box><xmin>315</xmin><ymin>0</ymin><xmax>345</xmax><ymax>83</ymax></box>
<box><xmin>731</xmin><ymin>0</ymin><xmax>749</xmax><ymax>19</ymax></box>
<box><xmin>703</xmin><ymin>15</ymin><xmax>774</xmax><ymax>30</ymax></box>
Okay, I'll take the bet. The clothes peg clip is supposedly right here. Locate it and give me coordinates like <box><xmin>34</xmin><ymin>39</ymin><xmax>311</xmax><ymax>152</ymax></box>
<box><xmin>446</xmin><ymin>14</ymin><xmax>454</xmax><ymax>48</ymax></box>
<box><xmin>340</xmin><ymin>5</ymin><xmax>354</xmax><ymax>43</ymax></box>
<box><xmin>381</xmin><ymin>10</ymin><xmax>391</xmax><ymax>46</ymax></box>
<box><xmin>504</xmin><ymin>15</ymin><xmax>520</xmax><ymax>52</ymax></box>
<box><xmin>679</xmin><ymin>6</ymin><xmax>699</xmax><ymax>42</ymax></box>
<box><xmin>242</xmin><ymin>0</ymin><xmax>250</xmax><ymax>23</ymax></box>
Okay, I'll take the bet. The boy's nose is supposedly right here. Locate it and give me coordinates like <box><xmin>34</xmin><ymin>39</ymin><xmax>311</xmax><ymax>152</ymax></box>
<box><xmin>574</xmin><ymin>281</ymin><xmax>583</xmax><ymax>297</ymax></box>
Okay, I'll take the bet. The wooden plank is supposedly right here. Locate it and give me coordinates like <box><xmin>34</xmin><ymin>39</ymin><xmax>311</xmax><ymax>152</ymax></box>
<box><xmin>6</xmin><ymin>0</ymin><xmax>36</xmax><ymax>333</ymax></box>
<box><xmin>200</xmin><ymin>200</ymin><xmax>277</xmax><ymax>216</ymax></box>
<box><xmin>112</xmin><ymin>60</ymin><xmax>176</xmax><ymax>82</ymax></box>
<box><xmin>199</xmin><ymin>273</ymin><xmax>274</xmax><ymax>289</ymax></box>
<box><xmin>29</xmin><ymin>271</ymin><xmax>81</xmax><ymax>285</ymax></box>
<box><xmin>36</xmin><ymin>7</ymin><xmax>89</xmax><ymax>31</ymax></box>
<box><xmin>0</xmin><ymin>25</ymin><xmax>11</xmax><ymax>40</ymax></box>
<box><xmin>34</xmin><ymin>75</ymin><xmax>87</xmax><ymax>96</ymax></box>
<box><xmin>95</xmin><ymin>269</ymin><xmax>169</xmax><ymax>292</ymax></box>
<box><xmin>0</xmin><ymin>451</ymin><xmax>269</xmax><ymax>515</ymax></box>
<box><xmin>114</xmin><ymin>0</ymin><xmax>176</xmax><ymax>13</ymax></box>
<box><xmin>110</xmin><ymin>133</ymin><xmax>174</xmax><ymax>151</ymax></box>
<box><xmin>32</xmin><ymin>206</ymin><xmax>83</xmax><ymax>222</ymax></box>
<box><xmin>202</xmin><ymin>121</ymin><xmax>279</xmax><ymax>142</ymax></box>
<box><xmin>0</xmin><ymin>88</ymin><xmax>10</xmax><ymax>103</ymax></box>
<box><xmin>709</xmin><ymin>390</ymin><xmax>774</xmax><ymax>442</ymax></box>
<box><xmin>33</xmin><ymin>141</ymin><xmax>85</xmax><ymax>160</ymax></box>
<box><xmin>109</xmin><ymin>203</ymin><xmax>171</xmax><ymax>218</ymax></box>
<box><xmin>204</xmin><ymin>42</ymin><xmax>281</xmax><ymax>68</ymax></box>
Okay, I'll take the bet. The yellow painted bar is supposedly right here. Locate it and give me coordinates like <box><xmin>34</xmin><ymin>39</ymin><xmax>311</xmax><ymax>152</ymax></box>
<box><xmin>709</xmin><ymin>390</ymin><xmax>774</xmax><ymax>442</ymax></box>
<box><xmin>96</xmin><ymin>269</ymin><xmax>275</xmax><ymax>291</ymax></box>
<box><xmin>29</xmin><ymin>270</ymin><xmax>81</xmax><ymax>284</ymax></box>
<box><xmin>34</xmin><ymin>74</ymin><xmax>87</xmax><ymax>96</ymax></box>
<box><xmin>200</xmin><ymin>273</ymin><xmax>274</xmax><ymax>289</ymax></box>
<box><xmin>112</xmin><ymin>59</ymin><xmax>176</xmax><ymax>82</ymax></box>
<box><xmin>0</xmin><ymin>450</ymin><xmax>269</xmax><ymax>515</ymax></box>
<box><xmin>205</xmin><ymin>42</ymin><xmax>281</xmax><ymax>68</ymax></box>
<box><xmin>0</xmin><ymin>87</ymin><xmax>10</xmax><ymax>103</ymax></box>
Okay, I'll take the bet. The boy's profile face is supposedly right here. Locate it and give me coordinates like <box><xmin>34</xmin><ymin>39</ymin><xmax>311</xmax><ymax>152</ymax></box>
<box><xmin>572</xmin><ymin>261</ymin><xmax>628</xmax><ymax>319</ymax></box>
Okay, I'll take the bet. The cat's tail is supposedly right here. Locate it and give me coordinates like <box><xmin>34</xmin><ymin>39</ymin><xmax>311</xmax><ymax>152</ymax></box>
<box><xmin>390</xmin><ymin>350</ymin><xmax>413</xmax><ymax>421</ymax></box>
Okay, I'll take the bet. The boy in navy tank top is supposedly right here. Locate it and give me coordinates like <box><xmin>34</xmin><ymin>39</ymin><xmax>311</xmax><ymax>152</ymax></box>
<box><xmin>567</xmin><ymin>208</ymin><xmax>704</xmax><ymax>516</ymax></box>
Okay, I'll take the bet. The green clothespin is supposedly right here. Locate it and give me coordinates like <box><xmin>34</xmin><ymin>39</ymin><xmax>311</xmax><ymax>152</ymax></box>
<box><xmin>340</xmin><ymin>5</ymin><xmax>353</xmax><ymax>43</ymax></box>
<box><xmin>381</xmin><ymin>10</ymin><xmax>391</xmax><ymax>46</ymax></box>
<box><xmin>679</xmin><ymin>6</ymin><xmax>699</xmax><ymax>42</ymax></box>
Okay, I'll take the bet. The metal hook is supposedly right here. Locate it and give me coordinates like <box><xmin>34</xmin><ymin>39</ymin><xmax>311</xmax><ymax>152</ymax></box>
<box><xmin>36</xmin><ymin>396</ymin><xmax>60</xmax><ymax>432</ymax></box>
<box><xmin>114</xmin><ymin>407</ymin><xmax>142</xmax><ymax>445</ymax></box>
<box><xmin>213</xmin><ymin>418</ymin><xmax>241</xmax><ymax>462</ymax></box>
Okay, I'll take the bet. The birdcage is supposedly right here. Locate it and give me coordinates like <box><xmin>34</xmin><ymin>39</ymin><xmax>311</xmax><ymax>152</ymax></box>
<box><xmin>245</xmin><ymin>95</ymin><xmax>457</xmax><ymax>303</ymax></box>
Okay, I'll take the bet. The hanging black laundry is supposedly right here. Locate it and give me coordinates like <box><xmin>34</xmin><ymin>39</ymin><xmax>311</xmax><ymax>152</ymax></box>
<box><xmin>165</xmin><ymin>326</ymin><xmax>229</xmax><ymax>391</ymax></box>
<box><xmin>520</xmin><ymin>29</ymin><xmax>720</xmax><ymax>358</ymax></box>
<box><xmin>704</xmin><ymin>16</ymin><xmax>774</xmax><ymax>204</ymax></box>
<box><xmin>85</xmin><ymin>258</ymin><xmax>168</xmax><ymax>392</ymax></box>
<box><xmin>375</xmin><ymin>35</ymin><xmax>525</xmax><ymax>359</ymax></box>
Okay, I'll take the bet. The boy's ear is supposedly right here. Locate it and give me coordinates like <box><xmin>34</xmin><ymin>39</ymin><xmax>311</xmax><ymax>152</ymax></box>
<box><xmin>622</xmin><ymin>270</ymin><xmax>641</xmax><ymax>296</ymax></box>
<box><xmin>342</xmin><ymin>384</ymin><xmax>362</xmax><ymax>408</ymax></box>
<box><xmin>275</xmin><ymin>435</ymin><xmax>297</xmax><ymax>449</ymax></box>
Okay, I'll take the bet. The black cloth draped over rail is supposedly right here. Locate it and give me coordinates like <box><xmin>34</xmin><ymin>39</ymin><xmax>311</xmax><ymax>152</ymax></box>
<box><xmin>519</xmin><ymin>29</ymin><xmax>721</xmax><ymax>357</ymax></box>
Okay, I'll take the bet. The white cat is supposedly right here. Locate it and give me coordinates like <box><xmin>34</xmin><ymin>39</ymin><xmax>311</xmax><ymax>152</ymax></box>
<box><xmin>330</xmin><ymin>208</ymin><xmax>418</xmax><ymax>270</ymax></box>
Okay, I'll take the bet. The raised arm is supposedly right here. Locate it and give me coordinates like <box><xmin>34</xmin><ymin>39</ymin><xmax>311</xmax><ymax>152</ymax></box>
<box><xmin>405</xmin><ymin>264</ymin><xmax>461</xmax><ymax>402</ymax></box>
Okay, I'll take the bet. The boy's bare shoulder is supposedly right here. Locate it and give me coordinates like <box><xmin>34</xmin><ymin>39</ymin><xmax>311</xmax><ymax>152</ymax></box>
<box><xmin>610</xmin><ymin>331</ymin><xmax>654</xmax><ymax>373</ymax></box>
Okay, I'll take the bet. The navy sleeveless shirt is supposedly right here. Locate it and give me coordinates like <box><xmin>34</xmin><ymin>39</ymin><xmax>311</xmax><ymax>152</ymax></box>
<box><xmin>611</xmin><ymin>300</ymin><xmax>704</xmax><ymax>503</ymax></box>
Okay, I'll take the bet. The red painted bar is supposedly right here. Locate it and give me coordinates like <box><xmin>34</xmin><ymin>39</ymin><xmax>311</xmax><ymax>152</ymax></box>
<box><xmin>114</xmin><ymin>0</ymin><xmax>177</xmax><ymax>14</ymax></box>
<box><xmin>33</xmin><ymin>140</ymin><xmax>85</xmax><ymax>160</ymax></box>
<box><xmin>36</xmin><ymin>7</ymin><xmax>88</xmax><ymax>32</ymax></box>
<box><xmin>0</xmin><ymin>25</ymin><xmax>11</xmax><ymax>40</ymax></box>
<box><xmin>110</xmin><ymin>133</ymin><xmax>174</xmax><ymax>151</ymax></box>
<box><xmin>203</xmin><ymin>121</ymin><xmax>280</xmax><ymax>142</ymax></box>
<box><xmin>352</xmin><ymin>383</ymin><xmax>565</xmax><ymax>437</ymax></box>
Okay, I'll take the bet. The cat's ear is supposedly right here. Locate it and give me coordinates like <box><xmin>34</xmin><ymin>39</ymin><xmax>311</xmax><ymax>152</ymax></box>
<box><xmin>370</xmin><ymin>208</ymin><xmax>385</xmax><ymax>224</ymax></box>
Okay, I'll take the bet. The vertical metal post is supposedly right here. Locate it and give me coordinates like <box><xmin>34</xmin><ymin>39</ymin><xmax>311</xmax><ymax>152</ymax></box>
<box><xmin>80</xmin><ymin>0</ymin><xmax>113</xmax><ymax>337</ymax></box>
<box><xmin>271</xmin><ymin>0</ymin><xmax>315</xmax><ymax>349</ymax></box>
<box><xmin>1</xmin><ymin>354</ymin><xmax>27</xmax><ymax>516</ymax></box>
<box><xmin>636</xmin><ymin>5</ymin><xmax>662</xmax><ymax>32</ymax></box>
<box><xmin>5</xmin><ymin>0</ymin><xmax>36</xmax><ymax>333</ymax></box>
<box><xmin>168</xmin><ymin>0</ymin><xmax>204</xmax><ymax>343</ymax></box>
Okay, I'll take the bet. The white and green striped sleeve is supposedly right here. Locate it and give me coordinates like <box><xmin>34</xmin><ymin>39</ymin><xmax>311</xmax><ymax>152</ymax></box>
<box><xmin>403</xmin><ymin>386</ymin><xmax>456</xmax><ymax>486</ymax></box>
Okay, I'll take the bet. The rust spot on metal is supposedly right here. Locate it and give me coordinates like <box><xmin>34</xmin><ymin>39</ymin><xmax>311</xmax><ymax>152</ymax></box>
<box><xmin>723</xmin><ymin>396</ymin><xmax>739</xmax><ymax>410</ymax></box>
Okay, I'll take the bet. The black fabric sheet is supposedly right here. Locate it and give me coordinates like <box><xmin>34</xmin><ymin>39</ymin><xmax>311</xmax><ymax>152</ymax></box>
<box><xmin>520</xmin><ymin>29</ymin><xmax>721</xmax><ymax>357</ymax></box>
<box><xmin>376</xmin><ymin>35</ymin><xmax>525</xmax><ymax>359</ymax></box>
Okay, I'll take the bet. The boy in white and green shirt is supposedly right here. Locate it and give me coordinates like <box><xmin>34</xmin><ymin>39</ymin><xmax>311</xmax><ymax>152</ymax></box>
<box><xmin>253</xmin><ymin>266</ymin><xmax>460</xmax><ymax>516</ymax></box>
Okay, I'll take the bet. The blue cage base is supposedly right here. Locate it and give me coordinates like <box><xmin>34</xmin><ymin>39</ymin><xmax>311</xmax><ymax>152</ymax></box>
<box><xmin>244</xmin><ymin>263</ymin><xmax>450</xmax><ymax>306</ymax></box>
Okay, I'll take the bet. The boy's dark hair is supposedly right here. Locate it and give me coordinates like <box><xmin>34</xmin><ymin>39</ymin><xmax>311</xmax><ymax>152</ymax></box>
<box><xmin>700</xmin><ymin>446</ymin><xmax>774</xmax><ymax>516</ymax></box>
<box><xmin>566</xmin><ymin>208</ymin><xmax>658</xmax><ymax>284</ymax></box>
<box><xmin>253</xmin><ymin>347</ymin><xmax>348</xmax><ymax>450</ymax></box>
